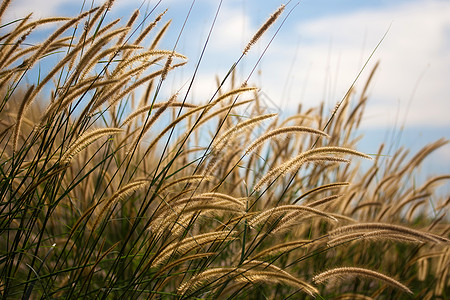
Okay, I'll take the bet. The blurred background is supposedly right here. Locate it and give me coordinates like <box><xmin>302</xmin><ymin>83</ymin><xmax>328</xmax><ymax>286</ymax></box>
<box><xmin>4</xmin><ymin>0</ymin><xmax>449</xmax><ymax>193</ymax></box>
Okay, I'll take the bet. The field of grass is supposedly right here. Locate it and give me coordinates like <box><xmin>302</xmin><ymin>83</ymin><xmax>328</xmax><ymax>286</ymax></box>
<box><xmin>0</xmin><ymin>1</ymin><xmax>449</xmax><ymax>299</ymax></box>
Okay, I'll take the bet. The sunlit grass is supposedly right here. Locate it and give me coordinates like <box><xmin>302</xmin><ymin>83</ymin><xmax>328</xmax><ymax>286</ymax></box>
<box><xmin>0</xmin><ymin>1</ymin><xmax>448</xmax><ymax>299</ymax></box>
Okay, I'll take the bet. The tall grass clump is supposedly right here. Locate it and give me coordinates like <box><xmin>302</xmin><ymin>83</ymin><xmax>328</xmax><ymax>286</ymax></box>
<box><xmin>0</xmin><ymin>1</ymin><xmax>448</xmax><ymax>299</ymax></box>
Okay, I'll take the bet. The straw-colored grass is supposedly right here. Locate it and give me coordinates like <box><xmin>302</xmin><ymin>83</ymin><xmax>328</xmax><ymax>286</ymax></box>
<box><xmin>0</xmin><ymin>1</ymin><xmax>448</xmax><ymax>299</ymax></box>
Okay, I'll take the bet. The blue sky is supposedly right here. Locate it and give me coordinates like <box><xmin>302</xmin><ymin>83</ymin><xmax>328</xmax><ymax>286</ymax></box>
<box><xmin>5</xmin><ymin>1</ymin><xmax>449</xmax><ymax>125</ymax></box>
<box><xmin>5</xmin><ymin>0</ymin><xmax>450</xmax><ymax>183</ymax></box>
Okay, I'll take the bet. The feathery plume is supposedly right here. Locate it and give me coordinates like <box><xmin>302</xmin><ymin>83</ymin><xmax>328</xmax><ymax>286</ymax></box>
<box><xmin>121</xmin><ymin>94</ymin><xmax>179</xmax><ymax>127</ymax></box>
<box><xmin>245</xmin><ymin>126</ymin><xmax>329</xmax><ymax>155</ymax></box>
<box><xmin>126</xmin><ymin>94</ymin><xmax>176</xmax><ymax>154</ymax></box>
<box><xmin>161</xmin><ymin>52</ymin><xmax>173</xmax><ymax>81</ymax></box>
<box><xmin>254</xmin><ymin>155</ymin><xmax>351</xmax><ymax>191</ymax></box>
<box><xmin>243</xmin><ymin>4</ymin><xmax>285</xmax><ymax>55</ymax></box>
<box><xmin>114</xmin><ymin>50</ymin><xmax>186</xmax><ymax>76</ymax></box>
<box><xmin>27</xmin><ymin>8</ymin><xmax>98</xmax><ymax>68</ymax></box>
<box><xmin>153</xmin><ymin>231</ymin><xmax>235</xmax><ymax>267</ymax></box>
<box><xmin>250</xmin><ymin>205</ymin><xmax>337</xmax><ymax>227</ymax></box>
<box><xmin>213</xmin><ymin>113</ymin><xmax>277</xmax><ymax>154</ymax></box>
<box><xmin>211</xmin><ymin>86</ymin><xmax>257</xmax><ymax>106</ymax></box>
<box><xmin>306</xmin><ymin>194</ymin><xmax>344</xmax><ymax>207</ymax></box>
<box><xmin>252</xmin><ymin>240</ymin><xmax>311</xmax><ymax>259</ymax></box>
<box><xmin>329</xmin><ymin>222</ymin><xmax>449</xmax><ymax>244</ymax></box>
<box><xmin>60</xmin><ymin>128</ymin><xmax>123</xmax><ymax>164</ymax></box>
<box><xmin>12</xmin><ymin>85</ymin><xmax>34</xmax><ymax>153</ymax></box>
<box><xmin>327</xmin><ymin>230</ymin><xmax>423</xmax><ymax>247</ymax></box>
<box><xmin>254</xmin><ymin>147</ymin><xmax>371</xmax><ymax>191</ymax></box>
<box><xmin>92</xmin><ymin>179</ymin><xmax>150</xmax><ymax>231</ymax></box>
<box><xmin>293</xmin><ymin>182</ymin><xmax>349</xmax><ymax>204</ymax></box>
<box><xmin>313</xmin><ymin>267</ymin><xmax>412</xmax><ymax>294</ymax></box>
<box><xmin>150</xmin><ymin>20</ymin><xmax>172</xmax><ymax>50</ymax></box>
<box><xmin>0</xmin><ymin>0</ymin><xmax>11</xmax><ymax>23</ymax></box>
<box><xmin>134</xmin><ymin>9</ymin><xmax>167</xmax><ymax>46</ymax></box>
<box><xmin>159</xmin><ymin>175</ymin><xmax>212</xmax><ymax>193</ymax></box>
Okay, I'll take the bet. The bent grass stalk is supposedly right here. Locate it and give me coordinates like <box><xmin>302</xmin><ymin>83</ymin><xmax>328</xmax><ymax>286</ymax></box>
<box><xmin>244</xmin><ymin>125</ymin><xmax>330</xmax><ymax>155</ymax></box>
<box><xmin>253</xmin><ymin>147</ymin><xmax>371</xmax><ymax>191</ymax></box>
<box><xmin>313</xmin><ymin>267</ymin><xmax>413</xmax><ymax>294</ymax></box>
<box><xmin>60</xmin><ymin>128</ymin><xmax>123</xmax><ymax>164</ymax></box>
<box><xmin>329</xmin><ymin>222</ymin><xmax>450</xmax><ymax>244</ymax></box>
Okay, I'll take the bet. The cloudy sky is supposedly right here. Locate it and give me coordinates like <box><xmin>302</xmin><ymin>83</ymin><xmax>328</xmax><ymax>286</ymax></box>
<box><xmin>5</xmin><ymin>0</ymin><xmax>450</xmax><ymax>178</ymax></box>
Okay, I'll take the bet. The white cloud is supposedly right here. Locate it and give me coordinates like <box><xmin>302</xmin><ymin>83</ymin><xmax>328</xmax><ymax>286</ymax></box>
<box><xmin>207</xmin><ymin>5</ymin><xmax>250</xmax><ymax>53</ymax></box>
<box><xmin>254</xmin><ymin>0</ymin><xmax>450</xmax><ymax>128</ymax></box>
<box><xmin>163</xmin><ymin>0</ymin><xmax>450</xmax><ymax>130</ymax></box>
<box><xmin>5</xmin><ymin>0</ymin><xmax>74</xmax><ymax>19</ymax></box>
<box><xmin>4</xmin><ymin>0</ymin><xmax>449</xmax><ymax>130</ymax></box>
<box><xmin>4</xmin><ymin>0</ymin><xmax>145</xmax><ymax>20</ymax></box>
